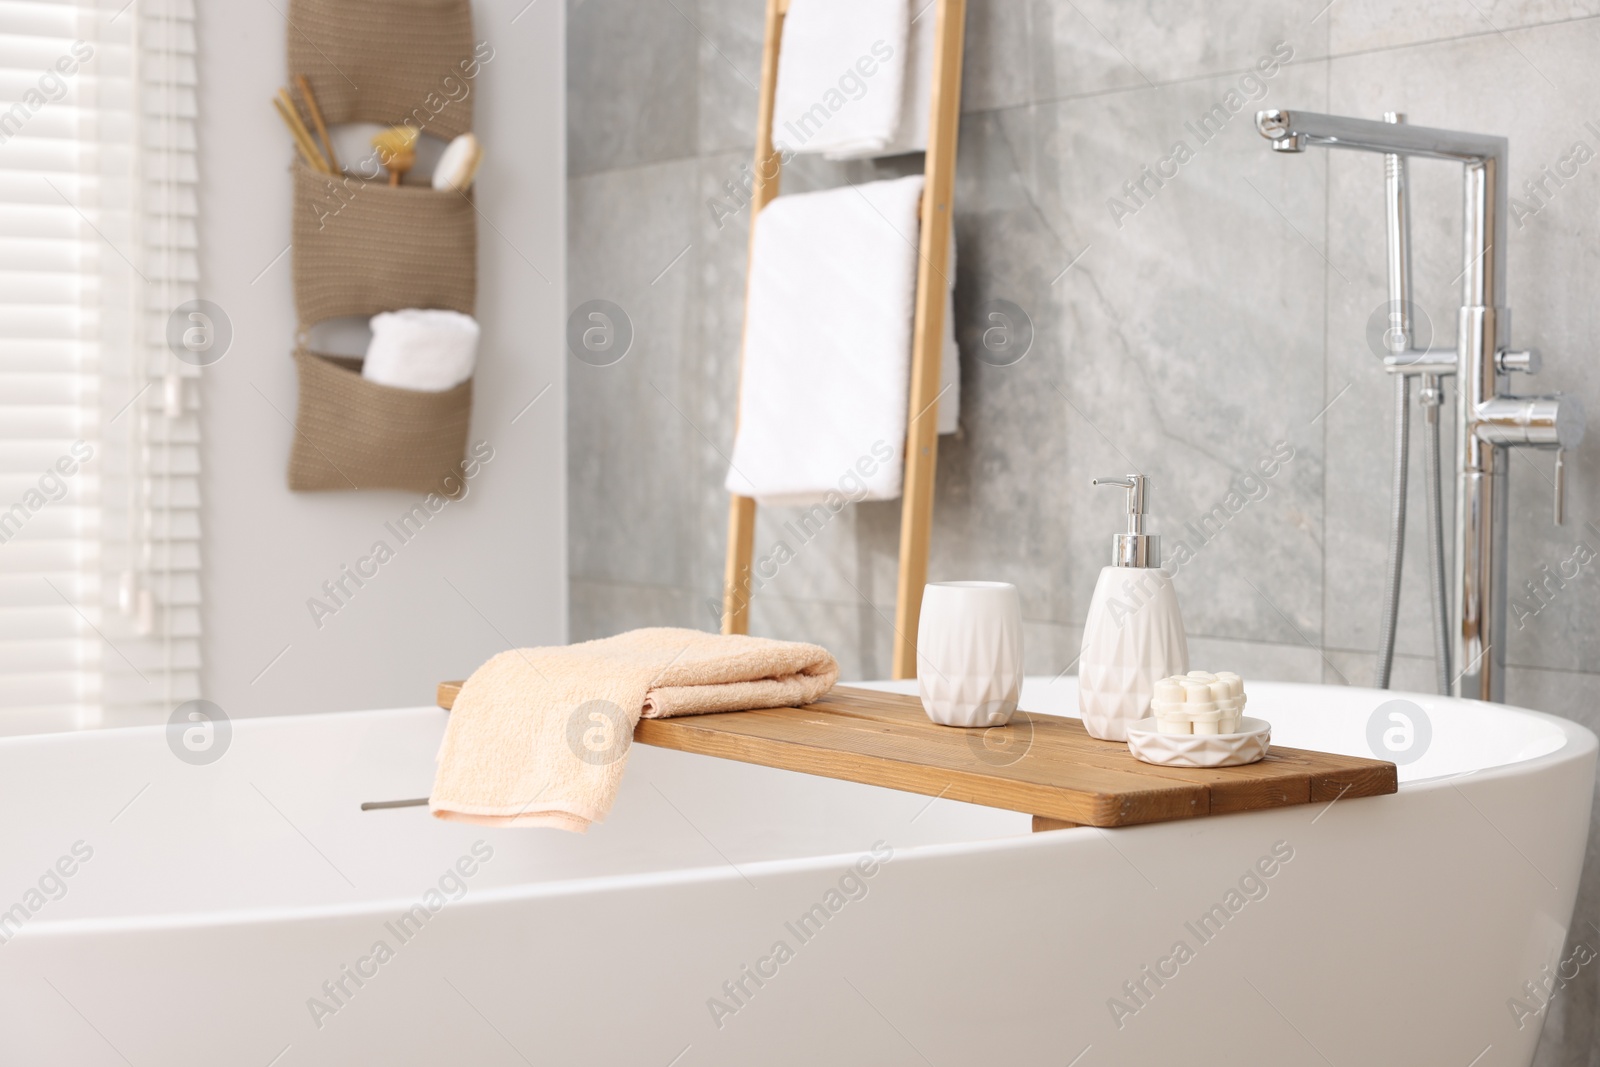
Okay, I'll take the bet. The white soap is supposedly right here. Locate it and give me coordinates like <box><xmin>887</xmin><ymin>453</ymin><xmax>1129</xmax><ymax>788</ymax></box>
<box><xmin>1160</xmin><ymin>669</ymin><xmax>1249</xmax><ymax>732</ymax></box>
<box><xmin>1153</xmin><ymin>679</ymin><xmax>1186</xmax><ymax>705</ymax></box>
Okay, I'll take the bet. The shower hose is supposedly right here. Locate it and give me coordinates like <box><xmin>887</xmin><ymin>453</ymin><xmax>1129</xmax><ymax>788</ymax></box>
<box><xmin>1374</xmin><ymin>374</ymin><xmax>1452</xmax><ymax>695</ymax></box>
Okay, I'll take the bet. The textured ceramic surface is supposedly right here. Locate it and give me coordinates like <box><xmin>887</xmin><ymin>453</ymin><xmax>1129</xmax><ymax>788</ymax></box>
<box><xmin>1078</xmin><ymin>566</ymin><xmax>1190</xmax><ymax>741</ymax></box>
<box><xmin>1126</xmin><ymin>715</ymin><xmax>1272</xmax><ymax>768</ymax></box>
<box><xmin>917</xmin><ymin>581</ymin><xmax>1024</xmax><ymax>727</ymax></box>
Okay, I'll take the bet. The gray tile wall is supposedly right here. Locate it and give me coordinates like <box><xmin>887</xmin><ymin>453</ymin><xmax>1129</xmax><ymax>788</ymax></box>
<box><xmin>568</xmin><ymin>2</ymin><xmax>1600</xmax><ymax>1060</ymax></box>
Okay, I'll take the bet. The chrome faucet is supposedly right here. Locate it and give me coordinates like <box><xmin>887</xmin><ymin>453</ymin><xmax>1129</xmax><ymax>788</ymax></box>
<box><xmin>1256</xmin><ymin>108</ymin><xmax>1585</xmax><ymax>703</ymax></box>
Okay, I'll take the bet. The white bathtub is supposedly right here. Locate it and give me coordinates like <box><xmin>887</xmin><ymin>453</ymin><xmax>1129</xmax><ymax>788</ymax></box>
<box><xmin>0</xmin><ymin>677</ymin><xmax>1591</xmax><ymax>1066</ymax></box>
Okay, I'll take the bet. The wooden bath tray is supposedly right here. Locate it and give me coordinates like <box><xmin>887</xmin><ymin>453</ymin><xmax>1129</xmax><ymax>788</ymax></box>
<box><xmin>433</xmin><ymin>683</ymin><xmax>1396</xmax><ymax>829</ymax></box>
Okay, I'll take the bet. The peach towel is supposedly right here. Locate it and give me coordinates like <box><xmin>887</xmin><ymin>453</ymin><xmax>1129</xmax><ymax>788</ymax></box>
<box><xmin>431</xmin><ymin>628</ymin><xmax>839</xmax><ymax>833</ymax></box>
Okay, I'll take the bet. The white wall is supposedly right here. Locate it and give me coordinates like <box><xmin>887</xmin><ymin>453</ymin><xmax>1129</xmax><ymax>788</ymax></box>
<box><xmin>196</xmin><ymin>0</ymin><xmax>566</xmax><ymax>717</ymax></box>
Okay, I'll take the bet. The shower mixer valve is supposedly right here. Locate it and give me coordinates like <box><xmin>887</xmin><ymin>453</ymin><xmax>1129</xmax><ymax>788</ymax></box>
<box><xmin>1257</xmin><ymin>108</ymin><xmax>1587</xmax><ymax>701</ymax></box>
<box><xmin>1476</xmin><ymin>389</ymin><xmax>1582</xmax><ymax>524</ymax></box>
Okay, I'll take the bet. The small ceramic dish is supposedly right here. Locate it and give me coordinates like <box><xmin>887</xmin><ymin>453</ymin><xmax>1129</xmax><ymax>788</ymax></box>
<box><xmin>1125</xmin><ymin>716</ymin><xmax>1271</xmax><ymax>768</ymax></box>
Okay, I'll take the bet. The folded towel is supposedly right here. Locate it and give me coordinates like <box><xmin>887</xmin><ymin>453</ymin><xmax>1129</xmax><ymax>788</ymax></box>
<box><xmin>431</xmin><ymin>628</ymin><xmax>839</xmax><ymax>833</ymax></box>
<box><xmin>725</xmin><ymin>174</ymin><xmax>959</xmax><ymax>506</ymax></box>
<box><xmin>772</xmin><ymin>0</ymin><xmax>909</xmax><ymax>159</ymax></box>
<box><xmin>829</xmin><ymin>0</ymin><xmax>938</xmax><ymax>160</ymax></box>
<box><xmin>362</xmin><ymin>308</ymin><xmax>479</xmax><ymax>391</ymax></box>
<box><xmin>772</xmin><ymin>0</ymin><xmax>936</xmax><ymax>161</ymax></box>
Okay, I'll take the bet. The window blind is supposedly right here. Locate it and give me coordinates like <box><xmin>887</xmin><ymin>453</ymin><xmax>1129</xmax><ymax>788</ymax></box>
<box><xmin>0</xmin><ymin>0</ymin><xmax>201</xmax><ymax>730</ymax></box>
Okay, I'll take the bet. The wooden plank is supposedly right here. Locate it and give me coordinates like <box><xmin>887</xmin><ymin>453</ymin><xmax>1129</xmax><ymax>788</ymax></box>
<box><xmin>434</xmin><ymin>682</ymin><xmax>1397</xmax><ymax>828</ymax></box>
<box><xmin>808</xmin><ymin>689</ymin><xmax>1319</xmax><ymax>812</ymax></box>
<box><xmin>1032</xmin><ymin>816</ymin><xmax>1078</xmax><ymax>833</ymax></box>
<box><xmin>654</xmin><ymin>706</ymin><xmax>1209</xmax><ymax>804</ymax></box>
<box><xmin>892</xmin><ymin>0</ymin><xmax>968</xmax><ymax>680</ymax></box>
<box><xmin>721</xmin><ymin>0</ymin><xmax>788</xmax><ymax>635</ymax></box>
<box><xmin>787</xmin><ymin>699</ymin><xmax>1313</xmax><ymax>814</ymax></box>
<box><xmin>1302</xmin><ymin>751</ymin><xmax>1400</xmax><ymax>801</ymax></box>
<box><xmin>636</xmin><ymin>713</ymin><xmax>1203</xmax><ymax>826</ymax></box>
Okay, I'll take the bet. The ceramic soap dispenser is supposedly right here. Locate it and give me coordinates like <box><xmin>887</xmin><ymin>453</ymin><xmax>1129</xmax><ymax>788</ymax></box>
<box><xmin>1078</xmin><ymin>475</ymin><xmax>1189</xmax><ymax>741</ymax></box>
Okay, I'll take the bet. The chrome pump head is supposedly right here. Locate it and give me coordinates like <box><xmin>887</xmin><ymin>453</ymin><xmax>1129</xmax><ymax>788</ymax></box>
<box><xmin>1092</xmin><ymin>475</ymin><xmax>1159</xmax><ymax>568</ymax></box>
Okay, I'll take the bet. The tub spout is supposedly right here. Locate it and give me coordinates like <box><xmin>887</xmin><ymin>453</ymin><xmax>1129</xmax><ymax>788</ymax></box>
<box><xmin>1254</xmin><ymin>108</ymin><xmax>1507</xmax><ymax>168</ymax></box>
<box><xmin>1256</xmin><ymin>109</ymin><xmax>1305</xmax><ymax>151</ymax></box>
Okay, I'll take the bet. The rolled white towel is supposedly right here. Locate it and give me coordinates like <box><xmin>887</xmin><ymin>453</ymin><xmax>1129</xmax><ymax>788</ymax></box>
<box><xmin>362</xmin><ymin>309</ymin><xmax>479</xmax><ymax>392</ymax></box>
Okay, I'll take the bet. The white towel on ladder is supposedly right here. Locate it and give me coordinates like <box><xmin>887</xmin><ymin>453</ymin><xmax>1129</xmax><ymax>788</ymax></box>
<box><xmin>772</xmin><ymin>0</ymin><xmax>912</xmax><ymax>159</ymax></box>
<box><xmin>726</xmin><ymin>174</ymin><xmax>959</xmax><ymax>508</ymax></box>
<box><xmin>875</xmin><ymin>0</ymin><xmax>940</xmax><ymax>160</ymax></box>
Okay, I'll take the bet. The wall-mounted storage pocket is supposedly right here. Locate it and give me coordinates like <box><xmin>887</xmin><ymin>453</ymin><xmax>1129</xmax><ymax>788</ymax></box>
<box><xmin>292</xmin><ymin>161</ymin><xmax>477</xmax><ymax>327</ymax></box>
<box><xmin>288</xmin><ymin>347</ymin><xmax>473</xmax><ymax>496</ymax></box>
<box><xmin>287</xmin><ymin>0</ymin><xmax>479</xmax><ymax>139</ymax></box>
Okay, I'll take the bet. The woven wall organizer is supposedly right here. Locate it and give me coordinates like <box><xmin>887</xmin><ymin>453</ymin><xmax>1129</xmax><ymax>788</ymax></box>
<box><xmin>285</xmin><ymin>0</ymin><xmax>479</xmax><ymax>496</ymax></box>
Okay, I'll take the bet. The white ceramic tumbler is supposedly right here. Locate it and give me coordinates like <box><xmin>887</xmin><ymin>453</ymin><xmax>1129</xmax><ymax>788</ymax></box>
<box><xmin>916</xmin><ymin>581</ymin><xmax>1025</xmax><ymax>728</ymax></box>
